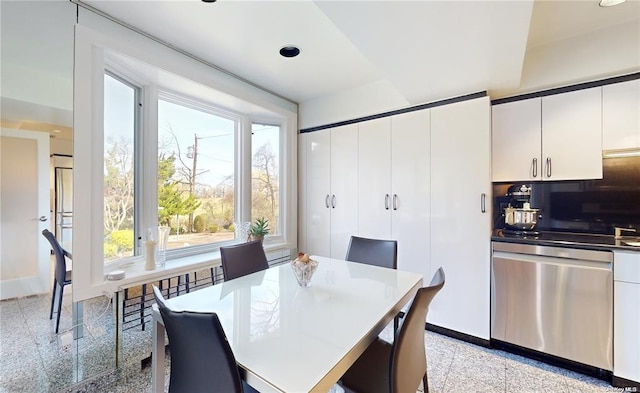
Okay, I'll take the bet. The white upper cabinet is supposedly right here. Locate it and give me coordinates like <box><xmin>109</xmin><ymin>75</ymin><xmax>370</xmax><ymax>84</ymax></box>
<box><xmin>603</xmin><ymin>79</ymin><xmax>640</xmax><ymax>151</ymax></box>
<box><xmin>542</xmin><ymin>87</ymin><xmax>602</xmax><ymax>181</ymax></box>
<box><xmin>358</xmin><ymin>117</ymin><xmax>392</xmax><ymax>240</ymax></box>
<box><xmin>492</xmin><ymin>98</ymin><xmax>542</xmax><ymax>182</ymax></box>
<box><xmin>492</xmin><ymin>87</ymin><xmax>603</xmax><ymax>182</ymax></box>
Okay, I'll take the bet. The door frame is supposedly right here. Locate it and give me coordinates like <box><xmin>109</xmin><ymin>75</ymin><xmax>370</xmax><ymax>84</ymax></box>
<box><xmin>0</xmin><ymin>128</ymin><xmax>51</xmax><ymax>299</ymax></box>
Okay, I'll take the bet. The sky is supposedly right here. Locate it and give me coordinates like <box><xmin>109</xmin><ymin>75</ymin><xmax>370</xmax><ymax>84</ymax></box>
<box><xmin>104</xmin><ymin>74</ymin><xmax>280</xmax><ymax>190</ymax></box>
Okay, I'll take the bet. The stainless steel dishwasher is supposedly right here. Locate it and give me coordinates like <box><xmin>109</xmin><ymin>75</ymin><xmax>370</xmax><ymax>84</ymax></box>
<box><xmin>491</xmin><ymin>242</ymin><xmax>613</xmax><ymax>370</ymax></box>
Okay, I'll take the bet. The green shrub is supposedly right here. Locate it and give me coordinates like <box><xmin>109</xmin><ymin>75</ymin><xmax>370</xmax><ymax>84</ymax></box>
<box><xmin>193</xmin><ymin>215</ymin><xmax>206</xmax><ymax>233</ymax></box>
<box><xmin>104</xmin><ymin>242</ymin><xmax>118</xmax><ymax>258</ymax></box>
<box><xmin>109</xmin><ymin>230</ymin><xmax>134</xmax><ymax>252</ymax></box>
<box><xmin>208</xmin><ymin>224</ymin><xmax>219</xmax><ymax>233</ymax></box>
<box><xmin>227</xmin><ymin>223</ymin><xmax>235</xmax><ymax>232</ymax></box>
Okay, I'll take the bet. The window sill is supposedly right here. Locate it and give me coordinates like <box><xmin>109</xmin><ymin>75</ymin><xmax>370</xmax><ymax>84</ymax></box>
<box><xmin>100</xmin><ymin>242</ymin><xmax>291</xmax><ymax>293</ymax></box>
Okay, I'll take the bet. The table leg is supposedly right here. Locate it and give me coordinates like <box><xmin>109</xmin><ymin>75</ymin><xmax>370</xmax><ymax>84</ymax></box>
<box><xmin>152</xmin><ymin>311</ymin><xmax>165</xmax><ymax>393</ymax></box>
<box><xmin>114</xmin><ymin>290</ymin><xmax>123</xmax><ymax>367</ymax></box>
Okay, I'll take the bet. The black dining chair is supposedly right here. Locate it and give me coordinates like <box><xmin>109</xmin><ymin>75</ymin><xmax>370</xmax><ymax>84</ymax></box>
<box><xmin>220</xmin><ymin>240</ymin><xmax>269</xmax><ymax>281</ymax></box>
<box><xmin>152</xmin><ymin>286</ymin><xmax>257</xmax><ymax>393</ymax></box>
<box><xmin>42</xmin><ymin>228</ymin><xmax>72</xmax><ymax>334</ymax></box>
<box><xmin>345</xmin><ymin>236</ymin><xmax>398</xmax><ymax>270</ymax></box>
<box><xmin>339</xmin><ymin>267</ymin><xmax>445</xmax><ymax>393</ymax></box>
<box><xmin>346</xmin><ymin>235</ymin><xmax>400</xmax><ymax>330</ymax></box>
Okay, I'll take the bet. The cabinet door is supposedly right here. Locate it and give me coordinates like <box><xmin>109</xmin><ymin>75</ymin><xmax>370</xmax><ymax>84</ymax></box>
<box><xmin>491</xmin><ymin>98</ymin><xmax>542</xmax><ymax>181</ymax></box>
<box><xmin>613</xmin><ymin>251</ymin><xmax>640</xmax><ymax>382</ymax></box>
<box><xmin>614</xmin><ymin>281</ymin><xmax>640</xmax><ymax>383</ymax></box>
<box><xmin>391</xmin><ymin>110</ymin><xmax>430</xmax><ymax>278</ymax></box>
<box><xmin>304</xmin><ymin>130</ymin><xmax>331</xmax><ymax>257</ymax></box>
<box><xmin>330</xmin><ymin>124</ymin><xmax>359</xmax><ymax>259</ymax></box>
<box><xmin>430</xmin><ymin>97</ymin><xmax>491</xmax><ymax>340</ymax></box>
<box><xmin>603</xmin><ymin>79</ymin><xmax>640</xmax><ymax>151</ymax></box>
<box><xmin>358</xmin><ymin>117</ymin><xmax>392</xmax><ymax>239</ymax></box>
<box><xmin>542</xmin><ymin>87</ymin><xmax>603</xmax><ymax>180</ymax></box>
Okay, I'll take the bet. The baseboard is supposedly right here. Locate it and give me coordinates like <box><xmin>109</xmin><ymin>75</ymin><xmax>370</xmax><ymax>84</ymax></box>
<box><xmin>425</xmin><ymin>323</ymin><xmax>491</xmax><ymax>348</ymax></box>
<box><xmin>612</xmin><ymin>375</ymin><xmax>640</xmax><ymax>389</ymax></box>
<box><xmin>491</xmin><ymin>339</ymin><xmax>612</xmax><ymax>383</ymax></box>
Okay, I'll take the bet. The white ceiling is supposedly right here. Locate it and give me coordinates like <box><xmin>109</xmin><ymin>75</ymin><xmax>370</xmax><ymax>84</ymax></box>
<box><xmin>79</xmin><ymin>0</ymin><xmax>640</xmax><ymax>106</ymax></box>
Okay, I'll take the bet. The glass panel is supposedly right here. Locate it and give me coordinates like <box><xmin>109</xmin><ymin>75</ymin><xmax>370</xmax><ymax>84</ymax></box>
<box><xmin>103</xmin><ymin>74</ymin><xmax>136</xmax><ymax>262</ymax></box>
<box><xmin>252</xmin><ymin>124</ymin><xmax>281</xmax><ymax>236</ymax></box>
<box><xmin>158</xmin><ymin>99</ymin><xmax>236</xmax><ymax>249</ymax></box>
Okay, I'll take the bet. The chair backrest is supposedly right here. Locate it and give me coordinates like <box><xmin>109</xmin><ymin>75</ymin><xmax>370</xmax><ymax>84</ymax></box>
<box><xmin>220</xmin><ymin>240</ymin><xmax>269</xmax><ymax>281</ymax></box>
<box><xmin>391</xmin><ymin>267</ymin><xmax>445</xmax><ymax>393</ymax></box>
<box><xmin>345</xmin><ymin>236</ymin><xmax>398</xmax><ymax>269</ymax></box>
<box><xmin>152</xmin><ymin>286</ymin><xmax>244</xmax><ymax>393</ymax></box>
<box><xmin>42</xmin><ymin>229</ymin><xmax>68</xmax><ymax>284</ymax></box>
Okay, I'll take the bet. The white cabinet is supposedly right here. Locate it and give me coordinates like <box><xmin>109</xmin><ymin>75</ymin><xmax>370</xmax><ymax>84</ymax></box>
<box><xmin>492</xmin><ymin>98</ymin><xmax>542</xmax><ymax>182</ymax></box>
<box><xmin>430</xmin><ymin>96</ymin><xmax>491</xmax><ymax>340</ymax></box>
<box><xmin>542</xmin><ymin>87</ymin><xmax>602</xmax><ymax>180</ymax></box>
<box><xmin>356</xmin><ymin>112</ymin><xmax>431</xmax><ymax>278</ymax></box>
<box><xmin>301</xmin><ymin>124</ymin><xmax>358</xmax><ymax>259</ymax></box>
<box><xmin>302</xmin><ymin>130</ymin><xmax>331</xmax><ymax>256</ymax></box>
<box><xmin>491</xmin><ymin>87</ymin><xmax>603</xmax><ymax>182</ymax></box>
<box><xmin>613</xmin><ymin>251</ymin><xmax>640</xmax><ymax>385</ymax></box>
<box><xmin>329</xmin><ymin>125</ymin><xmax>359</xmax><ymax>259</ymax></box>
<box><xmin>603</xmin><ymin>79</ymin><xmax>640</xmax><ymax>151</ymax></box>
<box><xmin>391</xmin><ymin>110</ymin><xmax>431</xmax><ymax>278</ymax></box>
<box><xmin>358</xmin><ymin>117</ymin><xmax>392</xmax><ymax>240</ymax></box>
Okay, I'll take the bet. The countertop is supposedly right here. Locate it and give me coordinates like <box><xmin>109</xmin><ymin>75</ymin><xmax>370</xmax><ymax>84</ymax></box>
<box><xmin>492</xmin><ymin>229</ymin><xmax>640</xmax><ymax>252</ymax></box>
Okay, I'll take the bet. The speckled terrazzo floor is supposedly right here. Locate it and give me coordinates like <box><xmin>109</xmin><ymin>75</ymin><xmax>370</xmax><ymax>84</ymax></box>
<box><xmin>0</xmin><ymin>292</ymin><xmax>620</xmax><ymax>393</ymax></box>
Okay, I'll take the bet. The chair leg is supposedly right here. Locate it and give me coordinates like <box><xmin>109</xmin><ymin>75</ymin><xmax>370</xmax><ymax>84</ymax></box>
<box><xmin>210</xmin><ymin>267</ymin><xmax>216</xmax><ymax>285</ymax></box>
<box><xmin>423</xmin><ymin>372</ymin><xmax>429</xmax><ymax>393</ymax></box>
<box><xmin>393</xmin><ymin>315</ymin><xmax>399</xmax><ymax>338</ymax></box>
<box><xmin>185</xmin><ymin>273</ymin><xmax>190</xmax><ymax>293</ymax></box>
<box><xmin>55</xmin><ymin>283</ymin><xmax>64</xmax><ymax>334</ymax></box>
<box><xmin>49</xmin><ymin>278</ymin><xmax>58</xmax><ymax>319</ymax></box>
<box><xmin>140</xmin><ymin>284</ymin><xmax>147</xmax><ymax>331</ymax></box>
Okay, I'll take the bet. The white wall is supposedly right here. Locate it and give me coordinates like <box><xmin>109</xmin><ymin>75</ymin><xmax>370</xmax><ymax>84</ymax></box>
<box><xmin>298</xmin><ymin>79</ymin><xmax>408</xmax><ymax>129</ymax></box>
<box><xmin>300</xmin><ymin>20</ymin><xmax>640</xmax><ymax>130</ymax></box>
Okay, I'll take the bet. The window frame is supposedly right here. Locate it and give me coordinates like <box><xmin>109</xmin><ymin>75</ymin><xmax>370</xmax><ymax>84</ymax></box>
<box><xmin>73</xmin><ymin>23</ymin><xmax>297</xmax><ymax>301</ymax></box>
<box><xmin>102</xmin><ymin>70</ymin><xmax>143</xmax><ymax>260</ymax></box>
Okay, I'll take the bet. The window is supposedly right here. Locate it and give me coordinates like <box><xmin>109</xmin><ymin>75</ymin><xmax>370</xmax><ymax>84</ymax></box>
<box><xmin>157</xmin><ymin>97</ymin><xmax>237</xmax><ymax>251</ymax></box>
<box><xmin>74</xmin><ymin>23</ymin><xmax>297</xmax><ymax>300</ymax></box>
<box><xmin>103</xmin><ymin>74</ymin><xmax>138</xmax><ymax>261</ymax></box>
<box><xmin>251</xmin><ymin>123</ymin><xmax>281</xmax><ymax>235</ymax></box>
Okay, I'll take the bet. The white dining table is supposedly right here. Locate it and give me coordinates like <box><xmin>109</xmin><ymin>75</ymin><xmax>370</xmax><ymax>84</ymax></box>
<box><xmin>151</xmin><ymin>256</ymin><xmax>423</xmax><ymax>393</ymax></box>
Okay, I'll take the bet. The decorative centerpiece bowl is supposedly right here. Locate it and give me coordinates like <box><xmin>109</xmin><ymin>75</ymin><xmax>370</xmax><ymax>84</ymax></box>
<box><xmin>291</xmin><ymin>253</ymin><xmax>318</xmax><ymax>287</ymax></box>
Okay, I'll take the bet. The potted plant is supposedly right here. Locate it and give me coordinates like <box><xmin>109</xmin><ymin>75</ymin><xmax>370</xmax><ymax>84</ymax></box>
<box><xmin>250</xmin><ymin>217</ymin><xmax>270</xmax><ymax>243</ymax></box>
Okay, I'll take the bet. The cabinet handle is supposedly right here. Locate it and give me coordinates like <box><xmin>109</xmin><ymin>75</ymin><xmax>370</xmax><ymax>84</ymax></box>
<box><xmin>546</xmin><ymin>157</ymin><xmax>552</xmax><ymax>178</ymax></box>
<box><xmin>325</xmin><ymin>194</ymin><xmax>330</xmax><ymax>208</ymax></box>
<box><xmin>532</xmin><ymin>158</ymin><xmax>538</xmax><ymax>178</ymax></box>
<box><xmin>481</xmin><ymin>193</ymin><xmax>486</xmax><ymax>213</ymax></box>
<box><xmin>331</xmin><ymin>195</ymin><xmax>336</xmax><ymax>209</ymax></box>
<box><xmin>384</xmin><ymin>194</ymin><xmax>390</xmax><ymax>210</ymax></box>
<box><xmin>393</xmin><ymin>194</ymin><xmax>398</xmax><ymax>210</ymax></box>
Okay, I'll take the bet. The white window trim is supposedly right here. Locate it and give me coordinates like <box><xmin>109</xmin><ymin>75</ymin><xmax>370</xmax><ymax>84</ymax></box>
<box><xmin>74</xmin><ymin>23</ymin><xmax>297</xmax><ymax>301</ymax></box>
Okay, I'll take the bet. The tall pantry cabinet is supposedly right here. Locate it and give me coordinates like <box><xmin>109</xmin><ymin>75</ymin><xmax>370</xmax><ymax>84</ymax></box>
<box><xmin>299</xmin><ymin>124</ymin><xmax>358</xmax><ymax>259</ymax></box>
<box><xmin>357</xmin><ymin>112</ymin><xmax>431</xmax><ymax>277</ymax></box>
<box><xmin>429</xmin><ymin>96</ymin><xmax>491</xmax><ymax>340</ymax></box>
<box><xmin>299</xmin><ymin>96</ymin><xmax>491</xmax><ymax>340</ymax></box>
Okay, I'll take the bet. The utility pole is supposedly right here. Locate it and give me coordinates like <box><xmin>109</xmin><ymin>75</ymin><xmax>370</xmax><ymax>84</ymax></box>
<box><xmin>188</xmin><ymin>133</ymin><xmax>198</xmax><ymax>232</ymax></box>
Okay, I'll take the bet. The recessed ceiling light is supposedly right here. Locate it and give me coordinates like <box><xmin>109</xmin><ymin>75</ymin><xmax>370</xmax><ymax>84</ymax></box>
<box><xmin>599</xmin><ymin>0</ymin><xmax>625</xmax><ymax>7</ymax></box>
<box><xmin>52</xmin><ymin>129</ymin><xmax>61</xmax><ymax>133</ymax></box>
<box><xmin>280</xmin><ymin>46</ymin><xmax>300</xmax><ymax>58</ymax></box>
